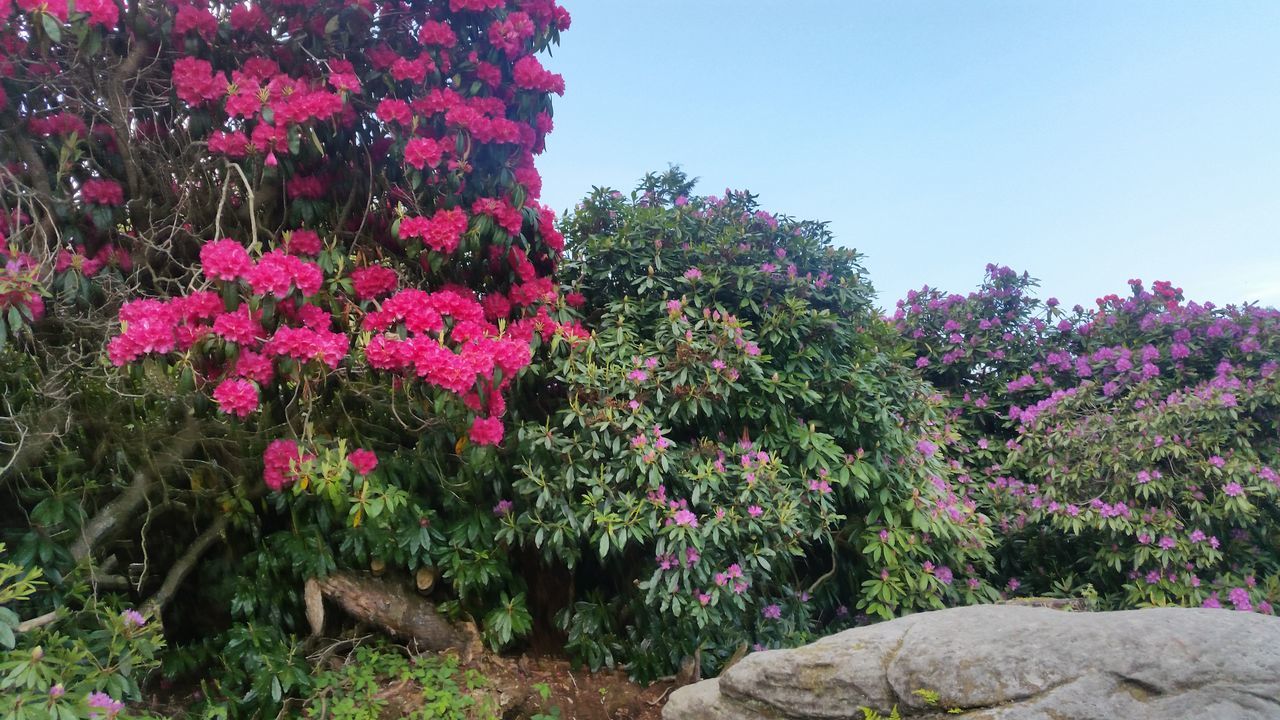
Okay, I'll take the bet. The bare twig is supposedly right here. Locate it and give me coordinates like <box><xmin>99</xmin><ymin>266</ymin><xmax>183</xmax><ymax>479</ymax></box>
<box><xmin>227</xmin><ymin>161</ymin><xmax>260</xmax><ymax>247</ymax></box>
<box><xmin>16</xmin><ymin>611</ymin><xmax>58</xmax><ymax>633</ymax></box>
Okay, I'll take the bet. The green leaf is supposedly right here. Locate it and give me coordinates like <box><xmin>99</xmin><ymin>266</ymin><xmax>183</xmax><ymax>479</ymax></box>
<box><xmin>41</xmin><ymin>13</ymin><xmax>62</xmax><ymax>43</ymax></box>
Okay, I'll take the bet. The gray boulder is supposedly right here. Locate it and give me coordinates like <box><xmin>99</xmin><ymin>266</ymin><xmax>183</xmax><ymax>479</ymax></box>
<box><xmin>663</xmin><ymin>604</ymin><xmax>1280</xmax><ymax>720</ymax></box>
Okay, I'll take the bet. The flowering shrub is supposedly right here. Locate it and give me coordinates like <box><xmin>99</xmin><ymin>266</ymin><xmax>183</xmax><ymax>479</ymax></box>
<box><xmin>0</xmin><ymin>545</ymin><xmax>164</xmax><ymax>720</ymax></box>
<box><xmin>2</xmin><ymin>0</ymin><xmax>573</xmax><ymax>712</ymax></box>
<box><xmin>897</xmin><ymin>268</ymin><xmax>1280</xmax><ymax>612</ymax></box>
<box><xmin>507</xmin><ymin>170</ymin><xmax>995</xmax><ymax>680</ymax></box>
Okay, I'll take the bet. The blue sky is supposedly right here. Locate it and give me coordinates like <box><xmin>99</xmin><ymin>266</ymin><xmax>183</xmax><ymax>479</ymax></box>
<box><xmin>536</xmin><ymin>1</ymin><xmax>1280</xmax><ymax>310</ymax></box>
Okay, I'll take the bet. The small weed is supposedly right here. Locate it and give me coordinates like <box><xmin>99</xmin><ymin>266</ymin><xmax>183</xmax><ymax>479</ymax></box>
<box><xmin>304</xmin><ymin>645</ymin><xmax>493</xmax><ymax>720</ymax></box>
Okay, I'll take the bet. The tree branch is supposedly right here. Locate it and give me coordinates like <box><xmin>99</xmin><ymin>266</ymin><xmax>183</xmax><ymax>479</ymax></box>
<box><xmin>69</xmin><ymin>472</ymin><xmax>155</xmax><ymax>563</ymax></box>
<box><xmin>16</xmin><ymin>611</ymin><xmax>58</xmax><ymax>633</ymax></box>
<box><xmin>141</xmin><ymin>513</ymin><xmax>229</xmax><ymax>615</ymax></box>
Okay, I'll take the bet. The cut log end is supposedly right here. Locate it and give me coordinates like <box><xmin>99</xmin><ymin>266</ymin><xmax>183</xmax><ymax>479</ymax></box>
<box><xmin>415</xmin><ymin>566</ymin><xmax>436</xmax><ymax>594</ymax></box>
<box><xmin>304</xmin><ymin>577</ymin><xmax>324</xmax><ymax>637</ymax></box>
<box><xmin>313</xmin><ymin>570</ymin><xmax>476</xmax><ymax>654</ymax></box>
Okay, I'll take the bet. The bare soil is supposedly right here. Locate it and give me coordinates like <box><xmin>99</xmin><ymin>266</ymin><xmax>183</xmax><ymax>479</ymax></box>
<box><xmin>466</xmin><ymin>654</ymin><xmax>674</xmax><ymax>720</ymax></box>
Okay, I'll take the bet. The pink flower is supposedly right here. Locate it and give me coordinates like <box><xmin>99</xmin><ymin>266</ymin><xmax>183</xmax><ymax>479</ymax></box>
<box><xmin>262</xmin><ymin>439</ymin><xmax>309</xmax><ymax>491</ymax></box>
<box><xmin>77</xmin><ymin>0</ymin><xmax>118</xmax><ymax>26</ymax></box>
<box><xmin>213</xmin><ymin>307</ymin><xmax>264</xmax><ymax>345</ymax></box>
<box><xmin>404</xmin><ymin>137</ymin><xmax>444</xmax><ymax>169</ymax></box>
<box><xmin>200</xmin><ymin>239</ymin><xmax>253</xmax><ymax>282</ymax></box>
<box><xmin>493</xmin><ymin>499</ymin><xmax>514</xmax><ymax>516</ymax></box>
<box><xmin>212</xmin><ymin>379</ymin><xmax>258</xmax><ymax>418</ymax></box>
<box><xmin>283</xmin><ymin>229</ymin><xmax>323</xmax><ymax>256</ymax></box>
<box><xmin>86</xmin><ymin>691</ymin><xmax>124</xmax><ymax>719</ymax></box>
<box><xmin>673</xmin><ymin>509</ymin><xmax>698</xmax><ymax>527</ymax></box>
<box><xmin>347</xmin><ymin>449</ymin><xmax>378</xmax><ymax>475</ymax></box>
<box><xmin>1223</xmin><ymin>482</ymin><xmax>1245</xmax><ymax>497</ymax></box>
<box><xmin>916</xmin><ymin>439</ymin><xmax>938</xmax><ymax>457</ymax></box>
<box><xmin>351</xmin><ymin>266</ymin><xmax>399</xmax><ymax>301</ymax></box>
<box><xmin>762</xmin><ymin>604</ymin><xmax>782</xmax><ymax>619</ymax></box>
<box><xmin>264</xmin><ymin>326</ymin><xmax>348</xmax><ymax>368</ymax></box>
<box><xmin>470</xmin><ymin>416</ymin><xmax>504</xmax><ymax>446</ymax></box>
<box><xmin>235</xmin><ymin>350</ymin><xmax>275</xmax><ymax>384</ymax></box>
<box><xmin>488</xmin><ymin>11</ymin><xmax>535</xmax><ymax>57</ymax></box>
<box><xmin>400</xmin><ymin>207</ymin><xmax>469</xmax><ymax>254</ymax></box>
<box><xmin>246</xmin><ymin>251</ymin><xmax>324</xmax><ymax>298</ymax></box>
<box><xmin>512</xmin><ymin>55</ymin><xmax>565</xmax><ymax>95</ymax></box>
<box><xmin>473</xmin><ymin>198</ymin><xmax>525</xmax><ymax>236</ymax></box>
<box><xmin>748</xmin><ymin>505</ymin><xmax>763</xmax><ymax>518</ymax></box>
<box><xmin>683</xmin><ymin>267</ymin><xmax>702</xmax><ymax>280</ymax></box>
<box><xmin>376</xmin><ymin>98</ymin><xmax>413</xmax><ymax>126</ymax></box>
<box><xmin>81</xmin><ymin>179</ymin><xmax>124</xmax><ymax>206</ymax></box>
<box><xmin>172</xmin><ymin>57</ymin><xmax>225</xmax><ymax>106</ymax></box>
<box><xmin>418</xmin><ymin>19</ymin><xmax>458</xmax><ymax>47</ymax></box>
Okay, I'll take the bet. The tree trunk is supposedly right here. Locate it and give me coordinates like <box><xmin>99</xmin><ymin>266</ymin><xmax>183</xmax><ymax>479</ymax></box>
<box><xmin>314</xmin><ymin>571</ymin><xmax>479</xmax><ymax>654</ymax></box>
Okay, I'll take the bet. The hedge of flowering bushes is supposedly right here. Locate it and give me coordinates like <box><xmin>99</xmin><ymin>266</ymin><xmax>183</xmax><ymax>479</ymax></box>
<box><xmin>897</xmin><ymin>267</ymin><xmax>1280</xmax><ymax>613</ymax></box>
<box><xmin>1</xmin><ymin>0</ymin><xmax>1278</xmax><ymax>711</ymax></box>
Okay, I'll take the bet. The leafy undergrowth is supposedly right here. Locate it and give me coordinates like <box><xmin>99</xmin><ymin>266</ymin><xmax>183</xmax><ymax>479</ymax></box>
<box><xmin>142</xmin><ymin>643</ymin><xmax>673</xmax><ymax>720</ymax></box>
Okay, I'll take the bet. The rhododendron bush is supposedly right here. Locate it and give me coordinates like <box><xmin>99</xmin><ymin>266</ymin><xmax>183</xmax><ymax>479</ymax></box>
<box><xmin>506</xmin><ymin>170</ymin><xmax>996</xmax><ymax>681</ymax></box>
<box><xmin>898</xmin><ymin>268</ymin><xmax>1280</xmax><ymax>613</ymax></box>
<box><xmin>1</xmin><ymin>0</ymin><xmax>572</xmax><ymax>713</ymax></box>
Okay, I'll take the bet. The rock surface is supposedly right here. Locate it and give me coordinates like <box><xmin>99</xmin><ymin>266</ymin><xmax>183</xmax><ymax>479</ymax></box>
<box><xmin>663</xmin><ymin>604</ymin><xmax>1280</xmax><ymax>720</ymax></box>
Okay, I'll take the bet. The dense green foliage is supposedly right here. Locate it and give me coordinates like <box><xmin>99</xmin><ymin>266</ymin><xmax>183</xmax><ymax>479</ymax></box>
<box><xmin>1</xmin><ymin>545</ymin><xmax>164</xmax><ymax>720</ymax></box>
<box><xmin>508</xmin><ymin>170</ymin><xmax>996</xmax><ymax>680</ymax></box>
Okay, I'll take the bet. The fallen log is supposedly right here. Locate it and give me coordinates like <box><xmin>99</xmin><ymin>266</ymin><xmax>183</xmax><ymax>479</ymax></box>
<box><xmin>312</xmin><ymin>570</ymin><xmax>479</xmax><ymax>655</ymax></box>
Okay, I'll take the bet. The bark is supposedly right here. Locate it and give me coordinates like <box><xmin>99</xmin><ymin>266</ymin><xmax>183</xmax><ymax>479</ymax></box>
<box><xmin>69</xmin><ymin>472</ymin><xmax>154</xmax><ymax>563</ymax></box>
<box><xmin>313</xmin><ymin>570</ymin><xmax>476</xmax><ymax>653</ymax></box>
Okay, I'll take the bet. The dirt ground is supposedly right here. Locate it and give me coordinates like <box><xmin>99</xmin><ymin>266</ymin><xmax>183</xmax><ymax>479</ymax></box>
<box><xmin>464</xmin><ymin>654</ymin><xmax>675</xmax><ymax>720</ymax></box>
